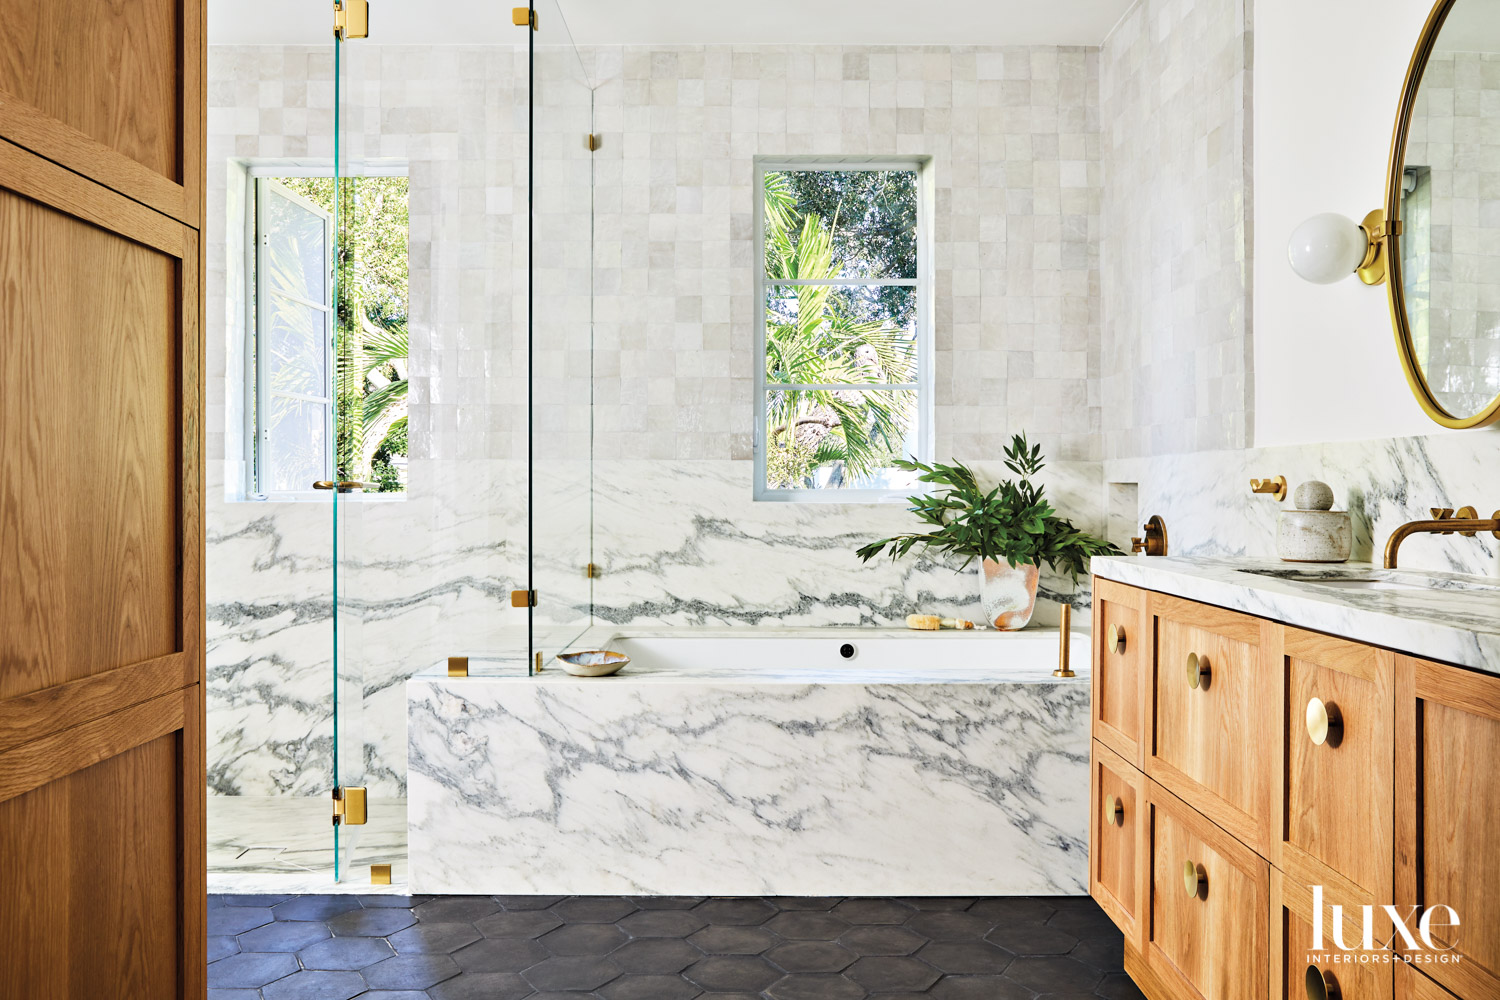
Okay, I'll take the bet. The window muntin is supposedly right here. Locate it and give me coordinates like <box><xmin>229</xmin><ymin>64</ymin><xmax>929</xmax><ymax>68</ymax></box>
<box><xmin>755</xmin><ymin>159</ymin><xmax>931</xmax><ymax>501</ymax></box>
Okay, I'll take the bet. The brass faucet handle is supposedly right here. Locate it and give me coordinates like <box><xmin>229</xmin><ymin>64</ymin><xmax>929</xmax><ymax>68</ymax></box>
<box><xmin>1250</xmin><ymin>476</ymin><xmax>1288</xmax><ymax>502</ymax></box>
<box><xmin>1430</xmin><ymin>507</ymin><xmax>1454</xmax><ymax>520</ymax></box>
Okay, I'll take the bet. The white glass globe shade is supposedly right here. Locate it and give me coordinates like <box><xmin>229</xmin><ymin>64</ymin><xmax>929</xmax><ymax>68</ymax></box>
<box><xmin>1288</xmin><ymin>213</ymin><xmax>1369</xmax><ymax>284</ymax></box>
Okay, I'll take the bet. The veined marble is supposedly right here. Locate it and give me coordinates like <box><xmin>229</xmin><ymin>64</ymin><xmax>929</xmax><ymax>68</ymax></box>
<box><xmin>1093</xmin><ymin>556</ymin><xmax>1500</xmax><ymax>675</ymax></box>
<box><xmin>408</xmin><ymin>628</ymin><xmax>1091</xmax><ymax>896</ymax></box>
<box><xmin>206</xmin><ymin>795</ymin><xmax>409</xmax><ymax>895</ymax></box>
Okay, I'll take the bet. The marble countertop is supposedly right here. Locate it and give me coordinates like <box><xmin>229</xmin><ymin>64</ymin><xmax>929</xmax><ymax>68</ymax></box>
<box><xmin>1091</xmin><ymin>555</ymin><xmax>1500</xmax><ymax>675</ymax></box>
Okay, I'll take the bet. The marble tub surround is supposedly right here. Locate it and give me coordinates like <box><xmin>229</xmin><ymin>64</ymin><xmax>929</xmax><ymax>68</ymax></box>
<box><xmin>408</xmin><ymin>628</ymin><xmax>1091</xmax><ymax>896</ymax></box>
<box><xmin>1092</xmin><ymin>555</ymin><xmax>1500</xmax><ymax>675</ymax></box>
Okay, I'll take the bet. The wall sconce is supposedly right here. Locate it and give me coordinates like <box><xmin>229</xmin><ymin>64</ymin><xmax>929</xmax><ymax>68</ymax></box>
<box><xmin>1287</xmin><ymin>210</ymin><xmax>1389</xmax><ymax>286</ymax></box>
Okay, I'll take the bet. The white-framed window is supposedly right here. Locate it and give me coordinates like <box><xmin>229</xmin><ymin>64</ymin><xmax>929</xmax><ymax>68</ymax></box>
<box><xmin>754</xmin><ymin>156</ymin><xmax>933</xmax><ymax>502</ymax></box>
<box><xmin>242</xmin><ymin>164</ymin><xmax>410</xmax><ymax>500</ymax></box>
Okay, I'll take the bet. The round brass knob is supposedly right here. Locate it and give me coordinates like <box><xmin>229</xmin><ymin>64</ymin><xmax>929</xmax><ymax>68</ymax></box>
<box><xmin>1105</xmin><ymin>795</ymin><xmax>1124</xmax><ymax>826</ymax></box>
<box><xmin>1107</xmin><ymin>624</ymin><xmax>1126</xmax><ymax>653</ymax></box>
<box><xmin>1306</xmin><ymin>697</ymin><xmax>1343</xmax><ymax>748</ymax></box>
<box><xmin>1186</xmin><ymin>652</ymin><xmax>1211</xmax><ymax>690</ymax></box>
<box><xmin>1183</xmin><ymin>860</ymin><xmax>1207</xmax><ymax>898</ymax></box>
<box><xmin>1305</xmin><ymin>965</ymin><xmax>1341</xmax><ymax>1000</ymax></box>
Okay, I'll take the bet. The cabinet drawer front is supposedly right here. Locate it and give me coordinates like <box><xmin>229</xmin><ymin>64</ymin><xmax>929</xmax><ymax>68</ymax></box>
<box><xmin>1272</xmin><ymin>869</ymin><xmax>1392</xmax><ymax>1000</ymax></box>
<box><xmin>1148</xmin><ymin>781</ymin><xmax>1268</xmax><ymax>1000</ymax></box>
<box><xmin>1151</xmin><ymin>594</ymin><xmax>1274</xmax><ymax>849</ymax></box>
<box><xmin>1283</xmin><ymin>630</ymin><xmax>1394</xmax><ymax>897</ymax></box>
<box><xmin>1091</xmin><ymin>740</ymin><xmax>1145</xmax><ymax>945</ymax></box>
<box><xmin>1397</xmin><ymin>656</ymin><xmax>1500</xmax><ymax>1000</ymax></box>
<box><xmin>1094</xmin><ymin>578</ymin><xmax>1146</xmax><ymax>762</ymax></box>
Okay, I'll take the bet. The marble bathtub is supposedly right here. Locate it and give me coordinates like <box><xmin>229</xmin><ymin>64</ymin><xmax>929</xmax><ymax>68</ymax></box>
<box><xmin>407</xmin><ymin>628</ymin><xmax>1091</xmax><ymax>896</ymax></box>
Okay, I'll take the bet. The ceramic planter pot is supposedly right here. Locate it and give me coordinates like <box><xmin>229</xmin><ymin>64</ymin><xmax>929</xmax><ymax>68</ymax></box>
<box><xmin>981</xmin><ymin>558</ymin><xmax>1040</xmax><ymax>630</ymax></box>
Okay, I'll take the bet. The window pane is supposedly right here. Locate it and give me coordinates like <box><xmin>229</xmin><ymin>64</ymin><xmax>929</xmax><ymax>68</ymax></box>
<box><xmin>264</xmin><ymin>186</ymin><xmax>329</xmax><ymax>302</ymax></box>
<box><xmin>264</xmin><ymin>396</ymin><xmax>327</xmax><ymax>493</ymax></box>
<box><xmin>264</xmin><ymin>295</ymin><xmax>327</xmax><ymax>399</ymax></box>
<box><xmin>764</xmin><ymin>388</ymin><xmax>919</xmax><ymax>491</ymax></box>
<box><xmin>765</xmin><ymin>285</ymin><xmax>916</xmax><ymax>385</ymax></box>
<box><xmin>763</xmin><ymin>170</ymin><xmax>917</xmax><ymax>280</ymax></box>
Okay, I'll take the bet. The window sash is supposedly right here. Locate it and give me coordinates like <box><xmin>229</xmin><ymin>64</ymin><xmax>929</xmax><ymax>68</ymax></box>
<box><xmin>754</xmin><ymin>157</ymin><xmax>933</xmax><ymax>502</ymax></box>
<box><xmin>252</xmin><ymin>177</ymin><xmax>335</xmax><ymax>499</ymax></box>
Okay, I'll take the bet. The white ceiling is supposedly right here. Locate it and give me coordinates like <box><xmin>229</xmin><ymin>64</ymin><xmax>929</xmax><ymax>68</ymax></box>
<box><xmin>209</xmin><ymin>0</ymin><xmax>1138</xmax><ymax>48</ymax></box>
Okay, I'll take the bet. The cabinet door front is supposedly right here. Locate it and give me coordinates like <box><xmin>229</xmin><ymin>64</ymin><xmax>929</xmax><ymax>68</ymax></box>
<box><xmin>1397</xmin><ymin>656</ymin><xmax>1500</xmax><ymax>1000</ymax></box>
<box><xmin>1147</xmin><ymin>780</ymin><xmax>1269</xmax><ymax>1000</ymax></box>
<box><xmin>1094</xmin><ymin>577</ymin><xmax>1148</xmax><ymax>765</ymax></box>
<box><xmin>1150</xmin><ymin>594</ymin><xmax>1276</xmax><ymax>853</ymax></box>
<box><xmin>1281</xmin><ymin>628</ymin><xmax>1394</xmax><ymax>901</ymax></box>
<box><xmin>1092</xmin><ymin>740</ymin><xmax>1146</xmax><ymax>947</ymax></box>
<box><xmin>1271</xmin><ymin>869</ymin><xmax>1392</xmax><ymax>1000</ymax></box>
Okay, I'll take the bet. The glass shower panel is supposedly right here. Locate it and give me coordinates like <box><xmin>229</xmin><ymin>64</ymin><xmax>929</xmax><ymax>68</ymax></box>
<box><xmin>528</xmin><ymin>1</ymin><xmax>595</xmax><ymax>667</ymax></box>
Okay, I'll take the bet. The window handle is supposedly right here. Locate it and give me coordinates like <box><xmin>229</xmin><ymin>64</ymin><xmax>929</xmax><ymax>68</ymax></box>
<box><xmin>313</xmin><ymin>480</ymin><xmax>367</xmax><ymax>491</ymax></box>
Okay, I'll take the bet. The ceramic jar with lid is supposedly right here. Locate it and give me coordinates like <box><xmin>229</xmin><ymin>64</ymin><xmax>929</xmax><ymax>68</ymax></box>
<box><xmin>1277</xmin><ymin>480</ymin><xmax>1352</xmax><ymax>563</ymax></box>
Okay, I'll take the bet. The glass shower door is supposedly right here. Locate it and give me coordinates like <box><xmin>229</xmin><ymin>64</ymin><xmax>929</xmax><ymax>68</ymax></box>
<box><xmin>527</xmin><ymin>0</ymin><xmax>595</xmax><ymax>668</ymax></box>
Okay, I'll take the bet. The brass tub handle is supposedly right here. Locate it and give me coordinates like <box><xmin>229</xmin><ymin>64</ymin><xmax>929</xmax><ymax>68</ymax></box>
<box><xmin>1306</xmin><ymin>697</ymin><xmax>1343</xmax><ymax>748</ymax></box>
<box><xmin>1186</xmin><ymin>652</ymin><xmax>1211</xmax><ymax>690</ymax></box>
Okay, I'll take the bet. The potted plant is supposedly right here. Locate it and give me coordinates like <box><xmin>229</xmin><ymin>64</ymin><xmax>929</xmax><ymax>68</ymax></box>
<box><xmin>856</xmin><ymin>435</ymin><xmax>1120</xmax><ymax>630</ymax></box>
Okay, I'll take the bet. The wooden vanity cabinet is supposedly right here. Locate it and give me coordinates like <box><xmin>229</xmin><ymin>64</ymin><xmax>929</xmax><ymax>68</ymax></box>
<box><xmin>1270</xmin><ymin>869</ymin><xmax>1392</xmax><ymax>1000</ymax></box>
<box><xmin>1091</xmin><ymin>740</ymin><xmax>1148</xmax><ymax>948</ymax></box>
<box><xmin>1091</xmin><ymin>578</ymin><xmax>1495</xmax><ymax>1000</ymax></box>
<box><xmin>1395</xmin><ymin>655</ymin><xmax>1500</xmax><ymax>1000</ymax></box>
<box><xmin>1277</xmin><ymin>628</ymin><xmax>1394</xmax><ymax>907</ymax></box>
<box><xmin>1145</xmin><ymin>780</ymin><xmax>1269</xmax><ymax>1000</ymax></box>
<box><xmin>1093</xmin><ymin>578</ymin><xmax>1150</xmax><ymax>767</ymax></box>
<box><xmin>1148</xmin><ymin>594</ymin><xmax>1277</xmax><ymax>855</ymax></box>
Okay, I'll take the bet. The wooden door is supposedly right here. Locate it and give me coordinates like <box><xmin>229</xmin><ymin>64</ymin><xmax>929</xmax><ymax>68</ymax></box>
<box><xmin>0</xmin><ymin>1</ymin><xmax>205</xmax><ymax>997</ymax></box>
<box><xmin>1396</xmin><ymin>655</ymin><xmax>1500</xmax><ymax>1000</ymax></box>
<box><xmin>1149</xmin><ymin>593</ymin><xmax>1277</xmax><ymax>854</ymax></box>
<box><xmin>1276</xmin><ymin>628</ymin><xmax>1395</xmax><ymax>906</ymax></box>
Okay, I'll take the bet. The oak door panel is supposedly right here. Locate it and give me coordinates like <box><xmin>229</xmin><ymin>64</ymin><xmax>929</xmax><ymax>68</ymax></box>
<box><xmin>1091</xmin><ymin>740</ymin><xmax>1147</xmax><ymax>950</ymax></box>
<box><xmin>1149</xmin><ymin>593</ymin><xmax>1276</xmax><ymax>854</ymax></box>
<box><xmin>1396</xmin><ymin>656</ymin><xmax>1500</xmax><ymax>1000</ymax></box>
<box><xmin>1093</xmin><ymin>577</ymin><xmax>1149</xmax><ymax>766</ymax></box>
<box><xmin>0</xmin><ymin>0</ymin><xmax>202</xmax><ymax>223</ymax></box>
<box><xmin>1270</xmin><ymin>868</ymin><xmax>1392</xmax><ymax>1000</ymax></box>
<box><xmin>1279</xmin><ymin>628</ymin><xmax>1394</xmax><ymax>902</ymax></box>
<box><xmin>0</xmin><ymin>726</ymin><xmax>185</xmax><ymax>999</ymax></box>
<box><xmin>0</xmin><ymin>184</ymin><xmax>182</xmax><ymax>700</ymax></box>
<box><xmin>1146</xmin><ymin>779</ymin><xmax>1269</xmax><ymax>1000</ymax></box>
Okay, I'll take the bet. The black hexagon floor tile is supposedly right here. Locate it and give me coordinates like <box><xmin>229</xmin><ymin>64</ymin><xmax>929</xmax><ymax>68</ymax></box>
<box><xmin>209</xmin><ymin>892</ymin><xmax>1137</xmax><ymax>998</ymax></box>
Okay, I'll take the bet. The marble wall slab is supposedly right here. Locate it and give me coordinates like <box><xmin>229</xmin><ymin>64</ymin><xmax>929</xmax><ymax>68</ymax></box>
<box><xmin>1104</xmin><ymin>431</ymin><xmax>1500</xmax><ymax>577</ymax></box>
<box><xmin>408</xmin><ymin>671</ymin><xmax>1090</xmax><ymax>896</ymax></box>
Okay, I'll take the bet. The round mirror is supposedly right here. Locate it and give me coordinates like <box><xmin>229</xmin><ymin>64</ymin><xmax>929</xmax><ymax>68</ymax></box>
<box><xmin>1388</xmin><ymin>0</ymin><xmax>1500</xmax><ymax>427</ymax></box>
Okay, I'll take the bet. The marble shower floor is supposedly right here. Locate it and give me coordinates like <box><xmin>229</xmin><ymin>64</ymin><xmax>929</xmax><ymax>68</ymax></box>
<box><xmin>209</xmin><ymin>796</ymin><xmax>409</xmax><ymax>894</ymax></box>
<box><xmin>207</xmin><ymin>893</ymin><xmax>1146</xmax><ymax>1000</ymax></box>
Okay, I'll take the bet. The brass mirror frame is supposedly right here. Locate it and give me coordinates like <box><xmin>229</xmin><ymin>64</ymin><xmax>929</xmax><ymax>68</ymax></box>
<box><xmin>1384</xmin><ymin>0</ymin><xmax>1500</xmax><ymax>429</ymax></box>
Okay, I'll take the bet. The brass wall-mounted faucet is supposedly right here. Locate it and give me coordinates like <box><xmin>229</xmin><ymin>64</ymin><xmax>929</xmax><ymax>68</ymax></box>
<box><xmin>1383</xmin><ymin>506</ymin><xmax>1500</xmax><ymax>569</ymax></box>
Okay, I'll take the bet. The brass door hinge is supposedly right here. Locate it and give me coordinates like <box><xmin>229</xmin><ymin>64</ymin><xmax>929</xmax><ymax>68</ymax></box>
<box><xmin>332</xmin><ymin>786</ymin><xmax>368</xmax><ymax>826</ymax></box>
<box><xmin>513</xmin><ymin>6</ymin><xmax>537</xmax><ymax>29</ymax></box>
<box><xmin>511</xmin><ymin>589</ymin><xmax>537</xmax><ymax>607</ymax></box>
<box><xmin>587</xmin><ymin>134</ymin><xmax>600</xmax><ymax>152</ymax></box>
<box><xmin>333</xmin><ymin>0</ymin><xmax>369</xmax><ymax>39</ymax></box>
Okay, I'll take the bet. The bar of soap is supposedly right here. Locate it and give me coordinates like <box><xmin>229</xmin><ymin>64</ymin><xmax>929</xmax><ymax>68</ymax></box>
<box><xmin>906</xmin><ymin>614</ymin><xmax>941</xmax><ymax>630</ymax></box>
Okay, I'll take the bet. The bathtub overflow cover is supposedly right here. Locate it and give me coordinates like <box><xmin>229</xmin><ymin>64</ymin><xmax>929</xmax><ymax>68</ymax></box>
<box><xmin>839</xmin><ymin>643</ymin><xmax>856</xmax><ymax>660</ymax></box>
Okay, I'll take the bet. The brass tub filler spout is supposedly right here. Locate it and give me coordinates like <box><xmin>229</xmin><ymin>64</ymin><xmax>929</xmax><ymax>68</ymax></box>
<box><xmin>1384</xmin><ymin>506</ymin><xmax>1500</xmax><ymax>569</ymax></box>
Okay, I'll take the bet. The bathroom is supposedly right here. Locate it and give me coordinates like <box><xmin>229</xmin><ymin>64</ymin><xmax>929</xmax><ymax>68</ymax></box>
<box><xmin>4</xmin><ymin>0</ymin><xmax>1500</xmax><ymax>997</ymax></box>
